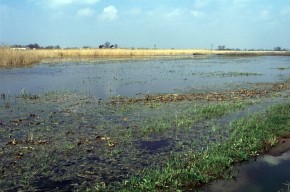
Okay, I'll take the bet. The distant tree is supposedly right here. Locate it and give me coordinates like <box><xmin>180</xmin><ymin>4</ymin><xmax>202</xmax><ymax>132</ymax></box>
<box><xmin>45</xmin><ymin>45</ymin><xmax>61</xmax><ymax>49</ymax></box>
<box><xmin>274</xmin><ymin>46</ymin><xmax>282</xmax><ymax>51</ymax></box>
<box><xmin>114</xmin><ymin>44</ymin><xmax>118</xmax><ymax>48</ymax></box>
<box><xmin>46</xmin><ymin>45</ymin><xmax>54</xmax><ymax>49</ymax></box>
<box><xmin>12</xmin><ymin>44</ymin><xmax>24</xmax><ymax>48</ymax></box>
<box><xmin>104</xmin><ymin>42</ymin><xmax>111</xmax><ymax>48</ymax></box>
<box><xmin>27</xmin><ymin>43</ymin><xmax>40</xmax><ymax>49</ymax></box>
<box><xmin>99</xmin><ymin>45</ymin><xmax>104</xmax><ymax>49</ymax></box>
<box><xmin>217</xmin><ymin>45</ymin><xmax>226</xmax><ymax>50</ymax></box>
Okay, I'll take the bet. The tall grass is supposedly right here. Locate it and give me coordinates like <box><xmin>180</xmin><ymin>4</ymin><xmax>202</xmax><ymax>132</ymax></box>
<box><xmin>0</xmin><ymin>47</ymin><xmax>210</xmax><ymax>66</ymax></box>
<box><xmin>1</xmin><ymin>46</ymin><xmax>290</xmax><ymax>67</ymax></box>
<box><xmin>32</xmin><ymin>48</ymin><xmax>212</xmax><ymax>58</ymax></box>
<box><xmin>0</xmin><ymin>47</ymin><xmax>43</xmax><ymax>67</ymax></box>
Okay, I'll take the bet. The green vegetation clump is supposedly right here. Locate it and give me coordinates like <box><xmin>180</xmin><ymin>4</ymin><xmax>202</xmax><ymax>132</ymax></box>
<box><xmin>141</xmin><ymin>102</ymin><xmax>245</xmax><ymax>134</ymax></box>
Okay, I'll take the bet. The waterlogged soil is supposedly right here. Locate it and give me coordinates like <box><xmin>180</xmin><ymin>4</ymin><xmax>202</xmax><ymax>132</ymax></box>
<box><xmin>0</xmin><ymin>92</ymin><xmax>241</xmax><ymax>191</ymax></box>
<box><xmin>1</xmin><ymin>56</ymin><xmax>290</xmax><ymax>191</ymax></box>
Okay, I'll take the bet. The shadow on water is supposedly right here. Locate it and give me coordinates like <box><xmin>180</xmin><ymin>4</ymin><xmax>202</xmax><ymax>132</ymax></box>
<box><xmin>139</xmin><ymin>138</ymin><xmax>172</xmax><ymax>152</ymax></box>
<box><xmin>198</xmin><ymin>150</ymin><xmax>290</xmax><ymax>192</ymax></box>
<box><xmin>32</xmin><ymin>177</ymin><xmax>75</xmax><ymax>192</ymax></box>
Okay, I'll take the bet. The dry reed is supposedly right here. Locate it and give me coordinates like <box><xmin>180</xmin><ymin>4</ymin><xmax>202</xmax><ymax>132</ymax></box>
<box><xmin>0</xmin><ymin>47</ymin><xmax>43</xmax><ymax>67</ymax></box>
<box><xmin>1</xmin><ymin>47</ymin><xmax>289</xmax><ymax>67</ymax></box>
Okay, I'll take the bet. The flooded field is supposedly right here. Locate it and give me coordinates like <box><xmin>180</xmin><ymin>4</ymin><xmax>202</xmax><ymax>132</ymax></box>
<box><xmin>1</xmin><ymin>55</ymin><xmax>290</xmax><ymax>191</ymax></box>
<box><xmin>1</xmin><ymin>55</ymin><xmax>290</xmax><ymax>98</ymax></box>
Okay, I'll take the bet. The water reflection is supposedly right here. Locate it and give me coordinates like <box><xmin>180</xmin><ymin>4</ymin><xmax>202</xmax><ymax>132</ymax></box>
<box><xmin>202</xmin><ymin>150</ymin><xmax>290</xmax><ymax>192</ymax></box>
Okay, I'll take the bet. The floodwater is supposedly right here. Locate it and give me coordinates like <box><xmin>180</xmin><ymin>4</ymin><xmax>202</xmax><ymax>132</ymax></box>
<box><xmin>200</xmin><ymin>150</ymin><xmax>290</xmax><ymax>192</ymax></box>
<box><xmin>1</xmin><ymin>55</ymin><xmax>290</xmax><ymax>191</ymax></box>
<box><xmin>1</xmin><ymin>55</ymin><xmax>290</xmax><ymax>98</ymax></box>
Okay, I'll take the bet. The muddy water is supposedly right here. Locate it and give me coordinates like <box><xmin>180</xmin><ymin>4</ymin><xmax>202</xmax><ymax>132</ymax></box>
<box><xmin>1</xmin><ymin>56</ymin><xmax>290</xmax><ymax>99</ymax></box>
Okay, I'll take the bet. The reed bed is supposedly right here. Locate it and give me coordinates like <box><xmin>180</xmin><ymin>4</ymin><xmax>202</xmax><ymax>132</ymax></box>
<box><xmin>0</xmin><ymin>47</ymin><xmax>43</xmax><ymax>67</ymax></box>
<box><xmin>1</xmin><ymin>47</ymin><xmax>289</xmax><ymax>67</ymax></box>
<box><xmin>34</xmin><ymin>48</ymin><xmax>212</xmax><ymax>58</ymax></box>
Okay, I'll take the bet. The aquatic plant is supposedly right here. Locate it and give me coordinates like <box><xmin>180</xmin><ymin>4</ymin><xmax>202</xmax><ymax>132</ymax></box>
<box><xmin>141</xmin><ymin>101</ymin><xmax>246</xmax><ymax>134</ymax></box>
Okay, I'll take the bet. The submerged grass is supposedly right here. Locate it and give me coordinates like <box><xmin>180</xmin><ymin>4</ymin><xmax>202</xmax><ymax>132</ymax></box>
<box><xmin>0</xmin><ymin>90</ymin><xmax>252</xmax><ymax>191</ymax></box>
<box><xmin>211</xmin><ymin>71</ymin><xmax>262</xmax><ymax>77</ymax></box>
<box><xmin>1</xmin><ymin>87</ymin><xmax>290</xmax><ymax>191</ymax></box>
<box><xmin>141</xmin><ymin>101</ymin><xmax>246</xmax><ymax>134</ymax></box>
<box><xmin>110</xmin><ymin>103</ymin><xmax>290</xmax><ymax>191</ymax></box>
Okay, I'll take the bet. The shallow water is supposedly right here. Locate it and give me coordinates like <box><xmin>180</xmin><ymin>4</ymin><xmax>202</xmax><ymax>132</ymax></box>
<box><xmin>200</xmin><ymin>150</ymin><xmax>290</xmax><ymax>192</ymax></box>
<box><xmin>1</xmin><ymin>56</ymin><xmax>290</xmax><ymax>98</ymax></box>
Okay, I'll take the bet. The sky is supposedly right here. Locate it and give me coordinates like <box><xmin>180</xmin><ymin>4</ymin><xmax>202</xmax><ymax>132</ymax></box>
<box><xmin>0</xmin><ymin>0</ymin><xmax>290</xmax><ymax>49</ymax></box>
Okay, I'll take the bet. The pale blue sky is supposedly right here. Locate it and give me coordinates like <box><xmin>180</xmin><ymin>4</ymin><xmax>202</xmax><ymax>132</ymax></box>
<box><xmin>0</xmin><ymin>0</ymin><xmax>290</xmax><ymax>49</ymax></box>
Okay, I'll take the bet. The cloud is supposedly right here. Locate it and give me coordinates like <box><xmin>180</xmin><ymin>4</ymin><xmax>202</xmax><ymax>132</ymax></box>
<box><xmin>259</xmin><ymin>9</ymin><xmax>270</xmax><ymax>20</ymax></box>
<box><xmin>47</xmin><ymin>0</ymin><xmax>74</xmax><ymax>7</ymax></box>
<box><xmin>165</xmin><ymin>9</ymin><xmax>184</xmax><ymax>18</ymax></box>
<box><xmin>280</xmin><ymin>7</ymin><xmax>290</xmax><ymax>16</ymax></box>
<box><xmin>128</xmin><ymin>7</ymin><xmax>142</xmax><ymax>16</ymax></box>
<box><xmin>31</xmin><ymin>0</ymin><xmax>100</xmax><ymax>8</ymax></box>
<box><xmin>99</xmin><ymin>5</ymin><xmax>118</xmax><ymax>21</ymax></box>
<box><xmin>81</xmin><ymin>0</ymin><xmax>100</xmax><ymax>5</ymax></box>
<box><xmin>191</xmin><ymin>10</ymin><xmax>207</xmax><ymax>18</ymax></box>
<box><xmin>77</xmin><ymin>8</ymin><xmax>95</xmax><ymax>17</ymax></box>
<box><xmin>233</xmin><ymin>0</ymin><xmax>251</xmax><ymax>5</ymax></box>
<box><xmin>193</xmin><ymin>0</ymin><xmax>211</xmax><ymax>8</ymax></box>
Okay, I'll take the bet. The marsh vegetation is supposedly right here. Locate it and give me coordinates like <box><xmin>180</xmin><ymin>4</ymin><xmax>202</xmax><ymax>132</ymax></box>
<box><xmin>1</xmin><ymin>46</ymin><xmax>290</xmax><ymax>67</ymax></box>
<box><xmin>1</xmin><ymin>55</ymin><xmax>290</xmax><ymax>191</ymax></box>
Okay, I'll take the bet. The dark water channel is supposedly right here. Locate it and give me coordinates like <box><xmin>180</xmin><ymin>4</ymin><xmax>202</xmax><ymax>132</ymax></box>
<box><xmin>1</xmin><ymin>55</ymin><xmax>290</xmax><ymax>99</ymax></box>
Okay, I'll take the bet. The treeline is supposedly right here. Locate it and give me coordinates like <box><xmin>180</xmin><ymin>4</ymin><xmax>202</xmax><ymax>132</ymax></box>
<box><xmin>216</xmin><ymin>45</ymin><xmax>288</xmax><ymax>51</ymax></box>
<box><xmin>11</xmin><ymin>43</ymin><xmax>61</xmax><ymax>49</ymax></box>
<box><xmin>9</xmin><ymin>43</ymin><xmax>288</xmax><ymax>51</ymax></box>
<box><xmin>11</xmin><ymin>41</ymin><xmax>119</xmax><ymax>50</ymax></box>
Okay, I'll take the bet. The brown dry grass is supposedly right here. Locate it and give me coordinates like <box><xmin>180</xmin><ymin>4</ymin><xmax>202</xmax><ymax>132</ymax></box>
<box><xmin>1</xmin><ymin>47</ymin><xmax>290</xmax><ymax>67</ymax></box>
<box><xmin>0</xmin><ymin>47</ymin><xmax>43</xmax><ymax>67</ymax></box>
